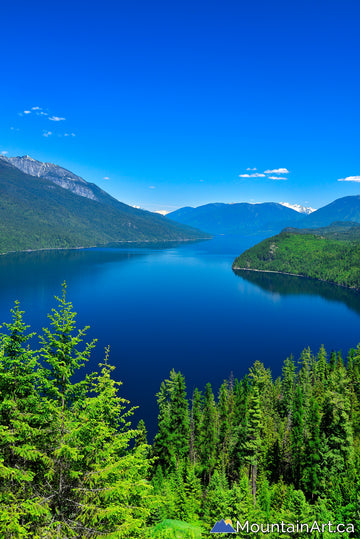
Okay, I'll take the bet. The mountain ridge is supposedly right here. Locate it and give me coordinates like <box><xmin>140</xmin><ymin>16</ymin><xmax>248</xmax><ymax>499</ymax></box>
<box><xmin>168</xmin><ymin>195</ymin><xmax>360</xmax><ymax>235</ymax></box>
<box><xmin>0</xmin><ymin>159</ymin><xmax>209</xmax><ymax>254</ymax></box>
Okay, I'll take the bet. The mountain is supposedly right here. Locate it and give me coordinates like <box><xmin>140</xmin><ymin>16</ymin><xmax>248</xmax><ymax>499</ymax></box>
<box><xmin>0</xmin><ymin>159</ymin><xmax>208</xmax><ymax>254</ymax></box>
<box><xmin>167</xmin><ymin>202</ymin><xmax>304</xmax><ymax>235</ymax></box>
<box><xmin>302</xmin><ymin>195</ymin><xmax>360</xmax><ymax>228</ymax></box>
<box><xmin>280</xmin><ymin>202</ymin><xmax>316</xmax><ymax>214</ymax></box>
<box><xmin>1</xmin><ymin>155</ymin><xmax>128</xmax><ymax>206</ymax></box>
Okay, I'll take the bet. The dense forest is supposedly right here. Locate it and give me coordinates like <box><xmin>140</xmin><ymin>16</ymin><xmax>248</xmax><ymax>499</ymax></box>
<box><xmin>1</xmin><ymin>287</ymin><xmax>359</xmax><ymax>537</ymax></box>
<box><xmin>233</xmin><ymin>224</ymin><xmax>360</xmax><ymax>290</ymax></box>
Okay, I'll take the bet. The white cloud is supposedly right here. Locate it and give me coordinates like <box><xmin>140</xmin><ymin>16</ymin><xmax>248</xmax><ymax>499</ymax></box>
<box><xmin>43</xmin><ymin>131</ymin><xmax>52</xmax><ymax>137</ymax></box>
<box><xmin>268</xmin><ymin>176</ymin><xmax>288</xmax><ymax>180</ymax></box>
<box><xmin>23</xmin><ymin>110</ymin><xmax>31</xmax><ymax>114</ymax></box>
<box><xmin>264</xmin><ymin>168</ymin><xmax>290</xmax><ymax>174</ymax></box>
<box><xmin>239</xmin><ymin>173</ymin><xmax>266</xmax><ymax>178</ymax></box>
<box><xmin>38</xmin><ymin>111</ymin><xmax>48</xmax><ymax>116</ymax></box>
<box><xmin>149</xmin><ymin>185</ymin><xmax>156</xmax><ymax>189</ymax></box>
<box><xmin>246</xmin><ymin>167</ymin><xmax>257</xmax><ymax>171</ymax></box>
<box><xmin>1</xmin><ymin>151</ymin><xmax>8</xmax><ymax>155</ymax></box>
<box><xmin>338</xmin><ymin>176</ymin><xmax>360</xmax><ymax>182</ymax></box>
<box><xmin>49</xmin><ymin>116</ymin><xmax>66</xmax><ymax>122</ymax></box>
<box><xmin>31</xmin><ymin>106</ymin><xmax>41</xmax><ymax>110</ymax></box>
<box><xmin>64</xmin><ymin>133</ymin><xmax>76</xmax><ymax>137</ymax></box>
<box><xmin>132</xmin><ymin>205</ymin><xmax>141</xmax><ymax>209</ymax></box>
<box><xmin>154</xmin><ymin>210</ymin><xmax>169</xmax><ymax>216</ymax></box>
<box><xmin>103</xmin><ymin>176</ymin><xmax>110</xmax><ymax>180</ymax></box>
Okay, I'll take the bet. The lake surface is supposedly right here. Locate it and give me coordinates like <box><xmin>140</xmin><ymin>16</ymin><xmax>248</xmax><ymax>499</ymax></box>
<box><xmin>1</xmin><ymin>235</ymin><xmax>360</xmax><ymax>438</ymax></box>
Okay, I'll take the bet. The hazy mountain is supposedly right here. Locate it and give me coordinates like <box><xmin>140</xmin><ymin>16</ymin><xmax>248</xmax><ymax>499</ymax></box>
<box><xmin>167</xmin><ymin>202</ymin><xmax>304</xmax><ymax>235</ymax></box>
<box><xmin>302</xmin><ymin>195</ymin><xmax>360</xmax><ymax>228</ymax></box>
<box><xmin>0</xmin><ymin>159</ymin><xmax>208</xmax><ymax>254</ymax></box>
<box><xmin>280</xmin><ymin>202</ymin><xmax>316</xmax><ymax>214</ymax></box>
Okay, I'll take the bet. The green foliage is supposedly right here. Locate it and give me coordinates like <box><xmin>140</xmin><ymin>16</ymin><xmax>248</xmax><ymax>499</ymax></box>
<box><xmin>0</xmin><ymin>285</ymin><xmax>156</xmax><ymax>537</ymax></box>
<box><xmin>1</xmin><ymin>288</ymin><xmax>360</xmax><ymax>537</ymax></box>
<box><xmin>0</xmin><ymin>160</ymin><xmax>209</xmax><ymax>254</ymax></box>
<box><xmin>233</xmin><ymin>226</ymin><xmax>360</xmax><ymax>289</ymax></box>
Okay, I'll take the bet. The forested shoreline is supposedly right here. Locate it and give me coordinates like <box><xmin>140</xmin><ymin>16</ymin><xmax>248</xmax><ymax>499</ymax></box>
<box><xmin>1</xmin><ymin>287</ymin><xmax>359</xmax><ymax>537</ymax></box>
<box><xmin>233</xmin><ymin>227</ymin><xmax>360</xmax><ymax>290</ymax></box>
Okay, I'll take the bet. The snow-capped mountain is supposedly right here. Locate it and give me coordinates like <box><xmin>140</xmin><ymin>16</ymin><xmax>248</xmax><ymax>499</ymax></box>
<box><xmin>280</xmin><ymin>202</ymin><xmax>316</xmax><ymax>214</ymax></box>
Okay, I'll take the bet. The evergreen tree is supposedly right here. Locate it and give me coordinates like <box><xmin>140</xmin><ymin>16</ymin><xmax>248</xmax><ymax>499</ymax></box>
<box><xmin>217</xmin><ymin>380</ymin><xmax>231</xmax><ymax>473</ymax></box>
<box><xmin>291</xmin><ymin>385</ymin><xmax>304</xmax><ymax>488</ymax></box>
<box><xmin>201</xmin><ymin>383</ymin><xmax>218</xmax><ymax>483</ymax></box>
<box><xmin>302</xmin><ymin>397</ymin><xmax>321</xmax><ymax>500</ymax></box>
<box><xmin>153</xmin><ymin>370</ymin><xmax>190</xmax><ymax>469</ymax></box>
<box><xmin>189</xmin><ymin>388</ymin><xmax>203</xmax><ymax>467</ymax></box>
<box><xmin>244</xmin><ymin>384</ymin><xmax>262</xmax><ymax>505</ymax></box>
<box><xmin>280</xmin><ymin>355</ymin><xmax>296</xmax><ymax>417</ymax></box>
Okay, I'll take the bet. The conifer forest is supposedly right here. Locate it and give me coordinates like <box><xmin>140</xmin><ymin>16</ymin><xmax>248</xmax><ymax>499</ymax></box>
<box><xmin>1</xmin><ymin>286</ymin><xmax>359</xmax><ymax>537</ymax></box>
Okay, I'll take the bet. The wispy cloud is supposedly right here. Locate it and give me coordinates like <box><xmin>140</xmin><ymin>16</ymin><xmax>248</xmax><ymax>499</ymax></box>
<box><xmin>338</xmin><ymin>176</ymin><xmax>360</xmax><ymax>182</ymax></box>
<box><xmin>246</xmin><ymin>167</ymin><xmax>257</xmax><ymax>171</ymax></box>
<box><xmin>149</xmin><ymin>185</ymin><xmax>156</xmax><ymax>189</ymax></box>
<box><xmin>103</xmin><ymin>176</ymin><xmax>110</xmax><ymax>180</ymax></box>
<box><xmin>264</xmin><ymin>168</ymin><xmax>290</xmax><ymax>174</ymax></box>
<box><xmin>1</xmin><ymin>151</ymin><xmax>8</xmax><ymax>155</ymax></box>
<box><xmin>23</xmin><ymin>110</ymin><xmax>31</xmax><ymax>114</ymax></box>
<box><xmin>64</xmin><ymin>133</ymin><xmax>76</xmax><ymax>137</ymax></box>
<box><xmin>49</xmin><ymin>116</ymin><xmax>66</xmax><ymax>122</ymax></box>
<box><xmin>268</xmin><ymin>176</ymin><xmax>287</xmax><ymax>180</ymax></box>
<box><xmin>43</xmin><ymin>131</ymin><xmax>52</xmax><ymax>137</ymax></box>
<box><xmin>31</xmin><ymin>106</ymin><xmax>41</xmax><ymax>111</ymax></box>
<box><xmin>239</xmin><ymin>173</ymin><xmax>266</xmax><ymax>178</ymax></box>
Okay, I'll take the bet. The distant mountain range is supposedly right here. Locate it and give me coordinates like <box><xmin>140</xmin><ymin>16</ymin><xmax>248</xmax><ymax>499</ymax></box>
<box><xmin>0</xmin><ymin>157</ymin><xmax>208</xmax><ymax>254</ymax></box>
<box><xmin>167</xmin><ymin>196</ymin><xmax>360</xmax><ymax>235</ymax></box>
<box><xmin>167</xmin><ymin>202</ymin><xmax>304</xmax><ymax>235</ymax></box>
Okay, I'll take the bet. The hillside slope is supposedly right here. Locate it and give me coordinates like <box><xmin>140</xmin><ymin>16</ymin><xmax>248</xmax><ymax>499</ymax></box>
<box><xmin>301</xmin><ymin>195</ymin><xmax>360</xmax><ymax>228</ymax></box>
<box><xmin>232</xmin><ymin>223</ymin><xmax>360</xmax><ymax>289</ymax></box>
<box><xmin>0</xmin><ymin>160</ymin><xmax>208</xmax><ymax>254</ymax></box>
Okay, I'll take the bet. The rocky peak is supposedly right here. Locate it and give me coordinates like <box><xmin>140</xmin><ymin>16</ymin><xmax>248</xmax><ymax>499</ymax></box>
<box><xmin>1</xmin><ymin>154</ymin><xmax>98</xmax><ymax>201</ymax></box>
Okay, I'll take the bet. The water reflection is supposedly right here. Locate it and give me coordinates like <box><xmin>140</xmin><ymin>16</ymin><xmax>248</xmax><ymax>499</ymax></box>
<box><xmin>233</xmin><ymin>269</ymin><xmax>360</xmax><ymax>316</ymax></box>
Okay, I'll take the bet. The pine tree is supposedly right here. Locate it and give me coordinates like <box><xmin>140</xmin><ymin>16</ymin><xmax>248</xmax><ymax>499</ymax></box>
<box><xmin>153</xmin><ymin>370</ymin><xmax>190</xmax><ymax>469</ymax></box>
<box><xmin>291</xmin><ymin>385</ymin><xmax>304</xmax><ymax>488</ymax></box>
<box><xmin>189</xmin><ymin>388</ymin><xmax>203</xmax><ymax>467</ymax></box>
<box><xmin>244</xmin><ymin>384</ymin><xmax>262</xmax><ymax>505</ymax></box>
<box><xmin>302</xmin><ymin>397</ymin><xmax>321</xmax><ymax>500</ymax></box>
<box><xmin>218</xmin><ymin>380</ymin><xmax>231</xmax><ymax>473</ymax></box>
<box><xmin>280</xmin><ymin>355</ymin><xmax>296</xmax><ymax>417</ymax></box>
<box><xmin>201</xmin><ymin>383</ymin><xmax>218</xmax><ymax>483</ymax></box>
<box><xmin>0</xmin><ymin>303</ymin><xmax>51</xmax><ymax>536</ymax></box>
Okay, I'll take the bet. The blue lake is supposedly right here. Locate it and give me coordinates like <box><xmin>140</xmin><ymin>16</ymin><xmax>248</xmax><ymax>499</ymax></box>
<box><xmin>1</xmin><ymin>235</ymin><xmax>360</xmax><ymax>438</ymax></box>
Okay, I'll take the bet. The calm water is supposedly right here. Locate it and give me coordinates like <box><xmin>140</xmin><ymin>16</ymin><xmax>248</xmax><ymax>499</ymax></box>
<box><xmin>1</xmin><ymin>235</ymin><xmax>360</xmax><ymax>438</ymax></box>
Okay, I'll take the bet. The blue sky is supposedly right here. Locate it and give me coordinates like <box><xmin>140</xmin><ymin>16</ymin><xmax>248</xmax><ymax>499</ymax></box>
<box><xmin>1</xmin><ymin>0</ymin><xmax>359</xmax><ymax>212</ymax></box>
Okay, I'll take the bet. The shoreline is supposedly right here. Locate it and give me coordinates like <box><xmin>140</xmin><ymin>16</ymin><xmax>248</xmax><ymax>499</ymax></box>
<box><xmin>0</xmin><ymin>237</ymin><xmax>211</xmax><ymax>258</ymax></box>
<box><xmin>232</xmin><ymin>266</ymin><xmax>360</xmax><ymax>292</ymax></box>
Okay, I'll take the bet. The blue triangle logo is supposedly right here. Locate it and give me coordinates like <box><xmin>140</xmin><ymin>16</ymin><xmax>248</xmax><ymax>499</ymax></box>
<box><xmin>210</xmin><ymin>519</ymin><xmax>236</xmax><ymax>533</ymax></box>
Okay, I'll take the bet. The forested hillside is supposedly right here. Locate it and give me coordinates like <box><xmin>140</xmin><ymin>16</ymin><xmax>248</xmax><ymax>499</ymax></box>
<box><xmin>233</xmin><ymin>223</ymin><xmax>360</xmax><ymax>290</ymax></box>
<box><xmin>0</xmin><ymin>160</ymin><xmax>208</xmax><ymax>254</ymax></box>
<box><xmin>1</xmin><ymin>289</ymin><xmax>359</xmax><ymax>537</ymax></box>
